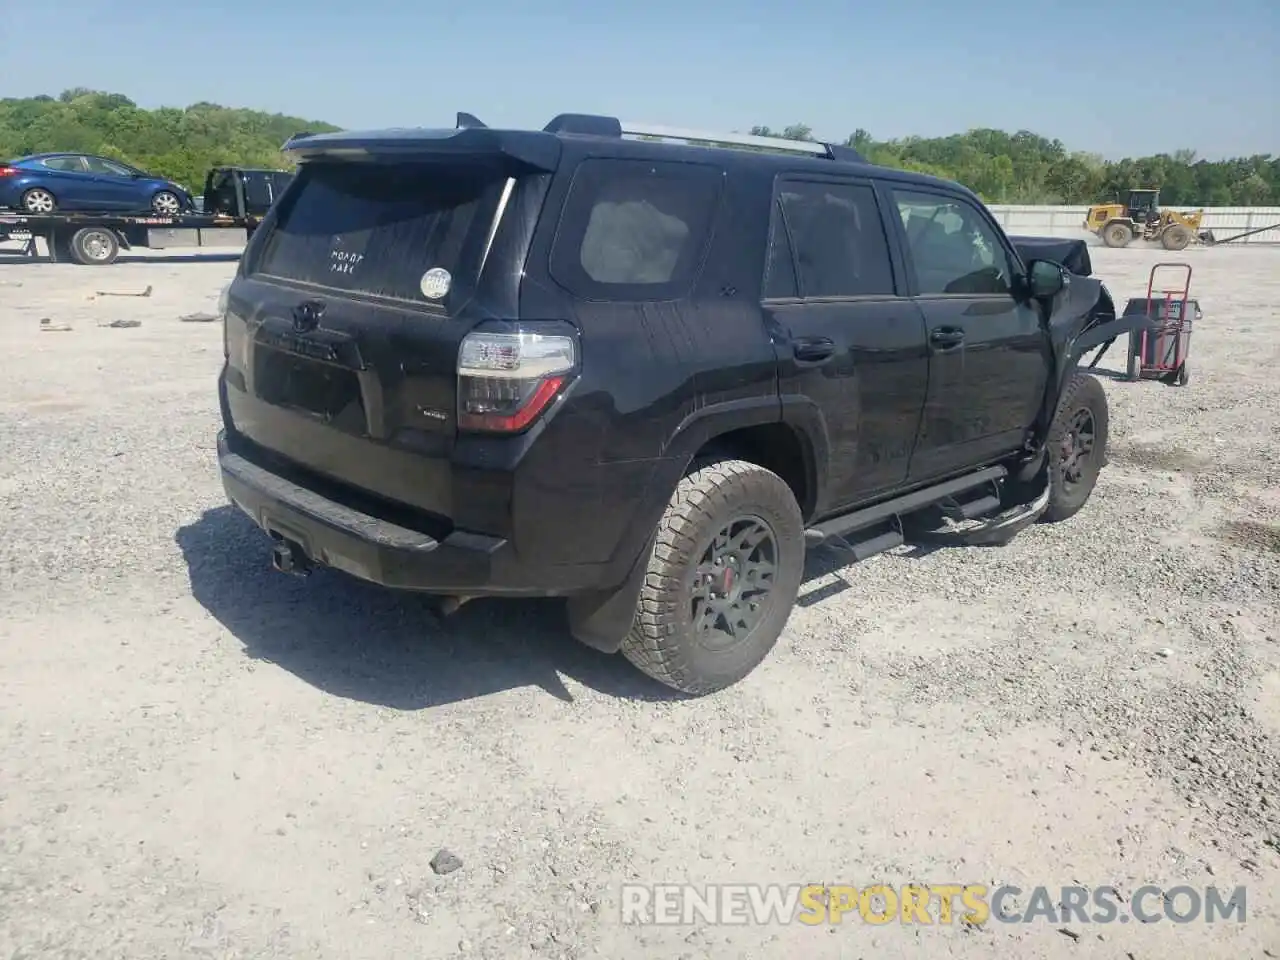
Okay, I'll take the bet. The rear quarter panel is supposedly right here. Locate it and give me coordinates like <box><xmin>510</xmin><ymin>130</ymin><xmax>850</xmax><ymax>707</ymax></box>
<box><xmin>513</xmin><ymin>152</ymin><xmax>781</xmax><ymax>574</ymax></box>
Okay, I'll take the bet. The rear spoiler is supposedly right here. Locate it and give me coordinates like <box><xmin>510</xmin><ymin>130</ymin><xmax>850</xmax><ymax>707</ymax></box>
<box><xmin>281</xmin><ymin>124</ymin><xmax>562</xmax><ymax>172</ymax></box>
<box><xmin>281</xmin><ymin>109</ymin><xmax>870</xmax><ymax>170</ymax></box>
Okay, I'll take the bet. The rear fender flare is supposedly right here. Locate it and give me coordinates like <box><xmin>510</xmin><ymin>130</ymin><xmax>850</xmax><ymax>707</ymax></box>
<box><xmin>566</xmin><ymin>396</ymin><xmax>829</xmax><ymax>653</ymax></box>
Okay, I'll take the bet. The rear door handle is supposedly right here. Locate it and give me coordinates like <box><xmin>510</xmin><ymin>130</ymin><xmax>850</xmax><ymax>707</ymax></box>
<box><xmin>793</xmin><ymin>337</ymin><xmax>836</xmax><ymax>363</ymax></box>
<box><xmin>930</xmin><ymin>327</ymin><xmax>965</xmax><ymax>349</ymax></box>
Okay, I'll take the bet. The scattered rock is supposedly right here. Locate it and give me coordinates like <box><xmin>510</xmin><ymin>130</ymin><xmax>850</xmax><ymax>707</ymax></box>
<box><xmin>179</xmin><ymin>311</ymin><xmax>220</xmax><ymax>323</ymax></box>
<box><xmin>430</xmin><ymin>848</ymin><xmax>462</xmax><ymax>875</ymax></box>
<box><xmin>1057</xmin><ymin>927</ymin><xmax>1080</xmax><ymax>941</ymax></box>
<box><xmin>1156</xmin><ymin>648</ymin><xmax>1173</xmax><ymax>658</ymax></box>
<box><xmin>99</xmin><ymin>319</ymin><xmax>141</xmax><ymax>329</ymax></box>
<box><xmin>38</xmin><ymin>317</ymin><xmax>72</xmax><ymax>332</ymax></box>
<box><xmin>95</xmin><ymin>284</ymin><xmax>152</xmax><ymax>298</ymax></box>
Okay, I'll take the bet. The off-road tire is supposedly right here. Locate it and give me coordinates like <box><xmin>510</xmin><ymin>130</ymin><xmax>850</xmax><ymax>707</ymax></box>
<box><xmin>1102</xmin><ymin>222</ymin><xmax>1131</xmax><ymax>248</ymax></box>
<box><xmin>1041</xmin><ymin>372</ymin><xmax>1109</xmax><ymax>523</ymax></box>
<box><xmin>620</xmin><ymin>459</ymin><xmax>805</xmax><ymax>696</ymax></box>
<box><xmin>1161</xmin><ymin>224</ymin><xmax>1192</xmax><ymax>251</ymax></box>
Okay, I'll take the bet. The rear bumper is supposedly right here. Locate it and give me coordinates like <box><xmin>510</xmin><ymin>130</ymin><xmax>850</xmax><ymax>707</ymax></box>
<box><xmin>218</xmin><ymin>429</ymin><xmax>546</xmax><ymax>595</ymax></box>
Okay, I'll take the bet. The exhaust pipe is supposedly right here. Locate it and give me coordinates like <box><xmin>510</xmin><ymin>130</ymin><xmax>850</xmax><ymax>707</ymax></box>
<box><xmin>270</xmin><ymin>536</ymin><xmax>311</xmax><ymax>577</ymax></box>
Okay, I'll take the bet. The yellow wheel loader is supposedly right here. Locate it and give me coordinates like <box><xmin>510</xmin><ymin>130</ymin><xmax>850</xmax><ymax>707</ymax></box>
<box><xmin>1083</xmin><ymin>188</ymin><xmax>1213</xmax><ymax>250</ymax></box>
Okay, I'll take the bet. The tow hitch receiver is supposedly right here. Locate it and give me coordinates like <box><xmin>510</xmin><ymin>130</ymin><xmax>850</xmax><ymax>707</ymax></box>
<box><xmin>270</xmin><ymin>535</ymin><xmax>312</xmax><ymax>577</ymax></box>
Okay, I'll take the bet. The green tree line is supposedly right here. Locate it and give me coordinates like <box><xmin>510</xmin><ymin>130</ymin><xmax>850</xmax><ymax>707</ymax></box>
<box><xmin>1</xmin><ymin>90</ymin><xmax>1275</xmax><ymax>207</ymax></box>
<box><xmin>0</xmin><ymin>90</ymin><xmax>339</xmax><ymax>193</ymax></box>
<box><xmin>752</xmin><ymin>123</ymin><xmax>1277</xmax><ymax>207</ymax></box>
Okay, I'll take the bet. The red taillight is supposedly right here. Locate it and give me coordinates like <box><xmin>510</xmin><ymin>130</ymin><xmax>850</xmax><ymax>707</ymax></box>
<box><xmin>0</xmin><ymin>167</ymin><xmax>17</xmax><ymax>177</ymax></box>
<box><xmin>456</xmin><ymin>331</ymin><xmax>576</xmax><ymax>433</ymax></box>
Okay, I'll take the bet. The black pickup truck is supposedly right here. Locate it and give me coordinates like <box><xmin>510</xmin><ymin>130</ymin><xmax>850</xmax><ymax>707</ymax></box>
<box><xmin>0</xmin><ymin>165</ymin><xmax>292</xmax><ymax>265</ymax></box>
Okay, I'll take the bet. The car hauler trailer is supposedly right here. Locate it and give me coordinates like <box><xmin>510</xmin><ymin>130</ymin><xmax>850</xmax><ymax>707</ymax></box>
<box><xmin>0</xmin><ymin>165</ymin><xmax>289</xmax><ymax>265</ymax></box>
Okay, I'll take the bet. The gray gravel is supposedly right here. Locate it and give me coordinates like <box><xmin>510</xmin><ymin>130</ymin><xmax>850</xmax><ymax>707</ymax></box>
<box><xmin>1</xmin><ymin>244</ymin><xmax>1278</xmax><ymax>958</ymax></box>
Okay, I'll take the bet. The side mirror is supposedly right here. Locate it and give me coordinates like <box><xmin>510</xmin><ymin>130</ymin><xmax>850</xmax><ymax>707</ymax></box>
<box><xmin>1026</xmin><ymin>259</ymin><xmax>1066</xmax><ymax>299</ymax></box>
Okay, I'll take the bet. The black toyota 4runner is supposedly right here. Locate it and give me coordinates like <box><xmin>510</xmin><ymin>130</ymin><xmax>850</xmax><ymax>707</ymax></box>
<box><xmin>215</xmin><ymin>111</ymin><xmax>1135</xmax><ymax>695</ymax></box>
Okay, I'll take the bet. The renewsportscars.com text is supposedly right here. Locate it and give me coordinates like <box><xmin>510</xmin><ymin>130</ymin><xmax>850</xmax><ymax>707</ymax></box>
<box><xmin>620</xmin><ymin>883</ymin><xmax>1247</xmax><ymax>926</ymax></box>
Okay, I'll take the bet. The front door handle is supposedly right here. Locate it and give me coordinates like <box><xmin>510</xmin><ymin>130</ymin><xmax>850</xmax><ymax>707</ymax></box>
<box><xmin>793</xmin><ymin>336</ymin><xmax>836</xmax><ymax>363</ymax></box>
<box><xmin>930</xmin><ymin>327</ymin><xmax>965</xmax><ymax>349</ymax></box>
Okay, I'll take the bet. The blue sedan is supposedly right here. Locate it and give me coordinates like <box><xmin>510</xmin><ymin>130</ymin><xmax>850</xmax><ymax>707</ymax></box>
<box><xmin>0</xmin><ymin>153</ymin><xmax>193</xmax><ymax>215</ymax></box>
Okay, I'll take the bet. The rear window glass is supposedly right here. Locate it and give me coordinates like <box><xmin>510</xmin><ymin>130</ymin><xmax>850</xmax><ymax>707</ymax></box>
<box><xmin>253</xmin><ymin>161</ymin><xmax>510</xmax><ymax>304</ymax></box>
<box><xmin>549</xmin><ymin>158</ymin><xmax>723</xmax><ymax>300</ymax></box>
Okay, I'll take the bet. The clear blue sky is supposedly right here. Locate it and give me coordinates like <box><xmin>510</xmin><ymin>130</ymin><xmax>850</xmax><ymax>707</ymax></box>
<box><xmin>5</xmin><ymin>0</ymin><xmax>1277</xmax><ymax>160</ymax></box>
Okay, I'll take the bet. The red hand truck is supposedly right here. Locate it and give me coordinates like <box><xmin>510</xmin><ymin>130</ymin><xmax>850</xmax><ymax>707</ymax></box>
<box><xmin>1126</xmin><ymin>262</ymin><xmax>1199</xmax><ymax>387</ymax></box>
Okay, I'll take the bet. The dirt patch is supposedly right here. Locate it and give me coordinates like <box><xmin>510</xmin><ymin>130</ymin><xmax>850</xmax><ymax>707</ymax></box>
<box><xmin>1214</xmin><ymin>519</ymin><xmax>1280</xmax><ymax>554</ymax></box>
<box><xmin>22</xmin><ymin>399</ymin><xmax>85</xmax><ymax>414</ymax></box>
<box><xmin>1107</xmin><ymin>441</ymin><xmax>1209</xmax><ymax>474</ymax></box>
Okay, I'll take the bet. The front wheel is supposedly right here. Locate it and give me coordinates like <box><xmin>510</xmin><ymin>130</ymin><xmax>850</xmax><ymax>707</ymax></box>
<box><xmin>620</xmin><ymin>459</ymin><xmax>805</xmax><ymax>696</ymax></box>
<box><xmin>1041</xmin><ymin>372</ymin><xmax>1109</xmax><ymax>523</ymax></box>
<box><xmin>1161</xmin><ymin>225</ymin><xmax>1192</xmax><ymax>251</ymax></box>
<box><xmin>151</xmin><ymin>190</ymin><xmax>183</xmax><ymax>215</ymax></box>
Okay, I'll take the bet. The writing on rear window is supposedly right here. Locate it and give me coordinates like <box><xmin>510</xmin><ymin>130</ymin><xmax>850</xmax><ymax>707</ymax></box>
<box><xmin>330</xmin><ymin>242</ymin><xmax>364</xmax><ymax>275</ymax></box>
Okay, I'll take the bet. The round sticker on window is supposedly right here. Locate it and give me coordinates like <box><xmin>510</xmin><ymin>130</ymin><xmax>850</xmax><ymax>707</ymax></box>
<box><xmin>420</xmin><ymin>267</ymin><xmax>452</xmax><ymax>300</ymax></box>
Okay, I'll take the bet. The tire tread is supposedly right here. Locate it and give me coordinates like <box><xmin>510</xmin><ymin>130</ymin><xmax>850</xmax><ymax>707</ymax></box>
<box><xmin>620</xmin><ymin>459</ymin><xmax>803</xmax><ymax>695</ymax></box>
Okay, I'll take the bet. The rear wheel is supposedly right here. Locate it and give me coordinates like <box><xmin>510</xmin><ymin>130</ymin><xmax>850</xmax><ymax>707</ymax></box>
<box><xmin>1102</xmin><ymin>221</ymin><xmax>1132</xmax><ymax>248</ymax></box>
<box><xmin>21</xmin><ymin>188</ymin><xmax>56</xmax><ymax>214</ymax></box>
<box><xmin>69</xmin><ymin>227</ymin><xmax>120</xmax><ymax>265</ymax></box>
<box><xmin>151</xmin><ymin>190</ymin><xmax>182</xmax><ymax>215</ymax></box>
<box><xmin>1161</xmin><ymin>225</ymin><xmax>1192</xmax><ymax>251</ymax></box>
<box><xmin>1041</xmin><ymin>372</ymin><xmax>1109</xmax><ymax>523</ymax></box>
<box><xmin>620</xmin><ymin>459</ymin><xmax>805</xmax><ymax>696</ymax></box>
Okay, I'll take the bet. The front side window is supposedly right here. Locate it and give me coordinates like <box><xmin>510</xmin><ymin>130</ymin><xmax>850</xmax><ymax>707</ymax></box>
<box><xmin>764</xmin><ymin>180</ymin><xmax>896</xmax><ymax>299</ymax></box>
<box><xmin>893</xmin><ymin>189</ymin><xmax>1015</xmax><ymax>296</ymax></box>
<box><xmin>549</xmin><ymin>158</ymin><xmax>723</xmax><ymax>300</ymax></box>
<box><xmin>84</xmin><ymin>157</ymin><xmax>132</xmax><ymax>177</ymax></box>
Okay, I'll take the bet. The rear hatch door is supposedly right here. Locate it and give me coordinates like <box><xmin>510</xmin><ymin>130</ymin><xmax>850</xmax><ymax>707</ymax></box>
<box><xmin>223</xmin><ymin>154</ymin><xmax>537</xmax><ymax>521</ymax></box>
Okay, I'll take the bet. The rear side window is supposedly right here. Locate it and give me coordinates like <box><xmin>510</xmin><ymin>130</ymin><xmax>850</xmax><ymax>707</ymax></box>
<box><xmin>763</xmin><ymin>181</ymin><xmax>896</xmax><ymax>299</ymax></box>
<box><xmin>549</xmin><ymin>158</ymin><xmax>723</xmax><ymax>300</ymax></box>
<box><xmin>253</xmin><ymin>161</ymin><xmax>512</xmax><ymax>304</ymax></box>
<box><xmin>42</xmin><ymin>157</ymin><xmax>85</xmax><ymax>172</ymax></box>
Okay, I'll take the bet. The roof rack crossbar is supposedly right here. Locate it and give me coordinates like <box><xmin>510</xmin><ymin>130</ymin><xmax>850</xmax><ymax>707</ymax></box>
<box><xmin>618</xmin><ymin>122</ymin><xmax>832</xmax><ymax>157</ymax></box>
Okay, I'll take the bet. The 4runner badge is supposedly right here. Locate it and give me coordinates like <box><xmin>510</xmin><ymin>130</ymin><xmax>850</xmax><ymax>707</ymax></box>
<box><xmin>420</xmin><ymin>267</ymin><xmax>451</xmax><ymax>300</ymax></box>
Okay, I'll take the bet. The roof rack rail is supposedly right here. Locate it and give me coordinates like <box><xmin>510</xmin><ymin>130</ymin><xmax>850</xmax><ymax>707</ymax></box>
<box><xmin>540</xmin><ymin>114</ymin><xmax>866</xmax><ymax>163</ymax></box>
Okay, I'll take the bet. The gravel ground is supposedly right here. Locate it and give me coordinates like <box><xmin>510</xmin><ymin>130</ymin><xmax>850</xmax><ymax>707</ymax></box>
<box><xmin>1</xmin><ymin>243</ymin><xmax>1278</xmax><ymax>960</ymax></box>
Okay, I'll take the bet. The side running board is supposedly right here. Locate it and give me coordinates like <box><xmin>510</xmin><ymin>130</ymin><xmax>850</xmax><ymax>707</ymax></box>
<box><xmin>803</xmin><ymin>466</ymin><xmax>1013</xmax><ymax>560</ymax></box>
